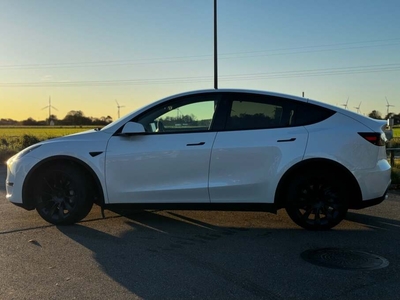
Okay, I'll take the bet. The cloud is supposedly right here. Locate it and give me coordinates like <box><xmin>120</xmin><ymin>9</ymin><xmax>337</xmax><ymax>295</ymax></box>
<box><xmin>40</xmin><ymin>75</ymin><xmax>53</xmax><ymax>81</ymax></box>
<box><xmin>39</xmin><ymin>75</ymin><xmax>71</xmax><ymax>83</ymax></box>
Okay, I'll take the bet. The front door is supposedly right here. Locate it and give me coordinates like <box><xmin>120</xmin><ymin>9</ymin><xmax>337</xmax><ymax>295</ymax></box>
<box><xmin>105</xmin><ymin>96</ymin><xmax>219</xmax><ymax>204</ymax></box>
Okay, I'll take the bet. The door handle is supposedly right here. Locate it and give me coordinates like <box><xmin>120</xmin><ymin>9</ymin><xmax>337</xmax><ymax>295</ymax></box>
<box><xmin>186</xmin><ymin>142</ymin><xmax>205</xmax><ymax>146</ymax></box>
<box><xmin>277</xmin><ymin>138</ymin><xmax>296</xmax><ymax>142</ymax></box>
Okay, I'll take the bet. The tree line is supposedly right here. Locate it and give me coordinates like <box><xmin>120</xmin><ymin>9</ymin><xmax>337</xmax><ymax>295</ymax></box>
<box><xmin>368</xmin><ymin>111</ymin><xmax>400</xmax><ymax>124</ymax></box>
<box><xmin>159</xmin><ymin>114</ymin><xmax>211</xmax><ymax>127</ymax></box>
<box><xmin>0</xmin><ymin>110</ymin><xmax>113</xmax><ymax>126</ymax></box>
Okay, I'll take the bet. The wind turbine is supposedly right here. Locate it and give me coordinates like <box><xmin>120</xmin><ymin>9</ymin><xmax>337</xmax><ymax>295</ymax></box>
<box><xmin>354</xmin><ymin>102</ymin><xmax>362</xmax><ymax>114</ymax></box>
<box><xmin>176</xmin><ymin>107</ymin><xmax>183</xmax><ymax>119</ymax></box>
<box><xmin>116</xmin><ymin>100</ymin><xmax>125</xmax><ymax>119</ymax></box>
<box><xmin>342</xmin><ymin>97</ymin><xmax>349</xmax><ymax>109</ymax></box>
<box><xmin>42</xmin><ymin>96</ymin><xmax>58</xmax><ymax>125</ymax></box>
<box><xmin>386</xmin><ymin>97</ymin><xmax>394</xmax><ymax>115</ymax></box>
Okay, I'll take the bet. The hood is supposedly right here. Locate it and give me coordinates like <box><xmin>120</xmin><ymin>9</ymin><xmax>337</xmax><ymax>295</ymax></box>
<box><xmin>43</xmin><ymin>129</ymin><xmax>111</xmax><ymax>143</ymax></box>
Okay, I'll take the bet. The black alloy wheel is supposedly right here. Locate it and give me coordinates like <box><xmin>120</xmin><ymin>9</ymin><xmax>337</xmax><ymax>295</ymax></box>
<box><xmin>34</xmin><ymin>164</ymin><xmax>93</xmax><ymax>225</ymax></box>
<box><xmin>285</xmin><ymin>170</ymin><xmax>348</xmax><ymax>230</ymax></box>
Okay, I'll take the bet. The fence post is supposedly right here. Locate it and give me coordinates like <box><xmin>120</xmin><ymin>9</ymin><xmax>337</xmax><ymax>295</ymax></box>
<box><xmin>391</xmin><ymin>149</ymin><xmax>395</xmax><ymax>167</ymax></box>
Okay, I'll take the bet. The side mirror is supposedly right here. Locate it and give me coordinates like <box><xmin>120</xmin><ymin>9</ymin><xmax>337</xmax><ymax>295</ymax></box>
<box><xmin>121</xmin><ymin>122</ymin><xmax>145</xmax><ymax>136</ymax></box>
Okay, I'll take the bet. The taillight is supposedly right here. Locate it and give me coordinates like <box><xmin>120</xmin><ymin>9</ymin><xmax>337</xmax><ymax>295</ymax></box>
<box><xmin>358</xmin><ymin>132</ymin><xmax>385</xmax><ymax>146</ymax></box>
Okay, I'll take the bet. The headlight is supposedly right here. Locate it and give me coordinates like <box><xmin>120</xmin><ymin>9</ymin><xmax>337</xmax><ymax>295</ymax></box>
<box><xmin>7</xmin><ymin>144</ymin><xmax>42</xmax><ymax>166</ymax></box>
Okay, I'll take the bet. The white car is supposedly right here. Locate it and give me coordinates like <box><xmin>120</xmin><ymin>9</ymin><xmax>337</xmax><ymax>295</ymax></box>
<box><xmin>6</xmin><ymin>89</ymin><xmax>391</xmax><ymax>230</ymax></box>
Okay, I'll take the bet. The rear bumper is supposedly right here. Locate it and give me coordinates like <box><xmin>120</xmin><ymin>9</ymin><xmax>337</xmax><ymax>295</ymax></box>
<box><xmin>349</xmin><ymin>188</ymin><xmax>388</xmax><ymax>209</ymax></box>
<box><xmin>354</xmin><ymin>159</ymin><xmax>391</xmax><ymax>201</ymax></box>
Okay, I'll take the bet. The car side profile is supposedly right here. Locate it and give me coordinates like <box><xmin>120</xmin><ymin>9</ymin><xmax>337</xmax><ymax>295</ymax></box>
<box><xmin>6</xmin><ymin>89</ymin><xmax>391</xmax><ymax>230</ymax></box>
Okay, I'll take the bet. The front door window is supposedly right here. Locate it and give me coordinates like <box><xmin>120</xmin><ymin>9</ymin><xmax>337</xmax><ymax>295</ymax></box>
<box><xmin>137</xmin><ymin>99</ymin><xmax>217</xmax><ymax>133</ymax></box>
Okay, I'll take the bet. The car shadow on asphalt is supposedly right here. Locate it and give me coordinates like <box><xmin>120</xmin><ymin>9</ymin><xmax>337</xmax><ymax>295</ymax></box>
<box><xmin>346</xmin><ymin>211</ymin><xmax>400</xmax><ymax>232</ymax></box>
<box><xmin>56</xmin><ymin>208</ymin><xmax>400</xmax><ymax>300</ymax></box>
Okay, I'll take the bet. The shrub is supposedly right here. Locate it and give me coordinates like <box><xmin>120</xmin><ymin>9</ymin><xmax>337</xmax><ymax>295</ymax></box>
<box><xmin>21</xmin><ymin>134</ymin><xmax>41</xmax><ymax>148</ymax></box>
<box><xmin>391</xmin><ymin>167</ymin><xmax>400</xmax><ymax>185</ymax></box>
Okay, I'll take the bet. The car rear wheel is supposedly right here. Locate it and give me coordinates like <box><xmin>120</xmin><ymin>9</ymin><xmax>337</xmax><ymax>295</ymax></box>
<box><xmin>34</xmin><ymin>164</ymin><xmax>93</xmax><ymax>225</ymax></box>
<box><xmin>285</xmin><ymin>169</ymin><xmax>348</xmax><ymax>230</ymax></box>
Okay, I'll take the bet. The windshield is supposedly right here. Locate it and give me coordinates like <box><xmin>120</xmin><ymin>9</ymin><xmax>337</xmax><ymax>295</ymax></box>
<box><xmin>100</xmin><ymin>120</ymin><xmax>119</xmax><ymax>131</ymax></box>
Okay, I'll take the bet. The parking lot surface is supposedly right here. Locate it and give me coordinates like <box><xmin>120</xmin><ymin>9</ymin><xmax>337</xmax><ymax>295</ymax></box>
<box><xmin>1</xmin><ymin>165</ymin><xmax>400</xmax><ymax>300</ymax></box>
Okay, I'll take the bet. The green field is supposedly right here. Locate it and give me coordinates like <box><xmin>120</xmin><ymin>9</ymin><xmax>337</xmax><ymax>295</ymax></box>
<box><xmin>0</xmin><ymin>126</ymin><xmax>98</xmax><ymax>163</ymax></box>
<box><xmin>394</xmin><ymin>127</ymin><xmax>400</xmax><ymax>138</ymax></box>
<box><xmin>0</xmin><ymin>126</ymin><xmax>97</xmax><ymax>139</ymax></box>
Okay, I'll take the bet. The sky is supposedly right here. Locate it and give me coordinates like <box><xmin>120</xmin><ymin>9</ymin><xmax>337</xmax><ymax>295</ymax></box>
<box><xmin>0</xmin><ymin>0</ymin><xmax>399</xmax><ymax>121</ymax></box>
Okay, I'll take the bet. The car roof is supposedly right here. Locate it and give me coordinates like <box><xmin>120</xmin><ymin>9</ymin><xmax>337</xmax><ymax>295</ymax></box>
<box><xmin>169</xmin><ymin>88</ymin><xmax>309</xmax><ymax>103</ymax></box>
<box><xmin>102</xmin><ymin>88</ymin><xmax>385</xmax><ymax>133</ymax></box>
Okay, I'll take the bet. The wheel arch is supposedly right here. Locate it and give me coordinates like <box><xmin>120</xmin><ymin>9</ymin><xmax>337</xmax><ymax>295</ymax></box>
<box><xmin>274</xmin><ymin>158</ymin><xmax>362</xmax><ymax>209</ymax></box>
<box><xmin>22</xmin><ymin>155</ymin><xmax>105</xmax><ymax>210</ymax></box>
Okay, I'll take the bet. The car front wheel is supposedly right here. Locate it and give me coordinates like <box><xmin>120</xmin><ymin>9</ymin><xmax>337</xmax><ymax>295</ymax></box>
<box><xmin>285</xmin><ymin>169</ymin><xmax>348</xmax><ymax>230</ymax></box>
<box><xmin>33</xmin><ymin>164</ymin><xmax>93</xmax><ymax>225</ymax></box>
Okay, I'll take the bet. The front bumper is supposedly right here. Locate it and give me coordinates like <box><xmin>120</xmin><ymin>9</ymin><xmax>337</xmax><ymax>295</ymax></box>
<box><xmin>6</xmin><ymin>155</ymin><xmax>40</xmax><ymax>210</ymax></box>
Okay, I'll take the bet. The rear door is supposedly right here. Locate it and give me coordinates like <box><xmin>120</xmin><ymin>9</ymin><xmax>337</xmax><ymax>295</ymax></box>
<box><xmin>209</xmin><ymin>93</ymin><xmax>309</xmax><ymax>203</ymax></box>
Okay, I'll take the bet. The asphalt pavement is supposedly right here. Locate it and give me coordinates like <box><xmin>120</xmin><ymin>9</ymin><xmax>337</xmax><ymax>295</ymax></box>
<box><xmin>1</xmin><ymin>164</ymin><xmax>400</xmax><ymax>300</ymax></box>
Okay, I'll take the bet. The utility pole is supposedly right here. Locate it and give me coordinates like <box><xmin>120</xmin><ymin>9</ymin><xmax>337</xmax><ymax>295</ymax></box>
<box><xmin>214</xmin><ymin>0</ymin><xmax>218</xmax><ymax>89</ymax></box>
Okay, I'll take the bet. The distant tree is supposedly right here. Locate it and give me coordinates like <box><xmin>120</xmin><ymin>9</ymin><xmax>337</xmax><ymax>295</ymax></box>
<box><xmin>11</xmin><ymin>112</ymin><xmax>112</xmax><ymax>126</ymax></box>
<box><xmin>92</xmin><ymin>115</ymin><xmax>113</xmax><ymax>125</ymax></box>
<box><xmin>384</xmin><ymin>112</ymin><xmax>396</xmax><ymax>120</ymax></box>
<box><xmin>368</xmin><ymin>110</ymin><xmax>382</xmax><ymax>120</ymax></box>
<box><xmin>37</xmin><ymin>120</ymin><xmax>47</xmax><ymax>125</ymax></box>
<box><xmin>161</xmin><ymin>114</ymin><xmax>196</xmax><ymax>125</ymax></box>
<box><xmin>46</xmin><ymin>114</ymin><xmax>58</xmax><ymax>125</ymax></box>
<box><xmin>0</xmin><ymin>118</ymin><xmax>18</xmax><ymax>125</ymax></box>
<box><xmin>62</xmin><ymin>110</ymin><xmax>92</xmax><ymax>125</ymax></box>
<box><xmin>389</xmin><ymin>113</ymin><xmax>400</xmax><ymax>125</ymax></box>
<box><xmin>22</xmin><ymin>117</ymin><xmax>39</xmax><ymax>126</ymax></box>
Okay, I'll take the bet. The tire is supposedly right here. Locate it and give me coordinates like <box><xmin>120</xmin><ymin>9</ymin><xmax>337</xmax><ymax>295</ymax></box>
<box><xmin>285</xmin><ymin>169</ymin><xmax>349</xmax><ymax>230</ymax></box>
<box><xmin>33</xmin><ymin>164</ymin><xmax>93</xmax><ymax>225</ymax></box>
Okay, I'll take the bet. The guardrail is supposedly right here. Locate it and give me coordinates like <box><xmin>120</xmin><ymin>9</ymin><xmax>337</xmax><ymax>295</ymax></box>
<box><xmin>387</xmin><ymin>148</ymin><xmax>400</xmax><ymax>166</ymax></box>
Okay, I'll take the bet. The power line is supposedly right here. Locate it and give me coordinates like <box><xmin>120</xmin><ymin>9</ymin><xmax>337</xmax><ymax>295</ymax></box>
<box><xmin>219</xmin><ymin>38</ymin><xmax>400</xmax><ymax>55</ymax></box>
<box><xmin>219</xmin><ymin>42</ymin><xmax>400</xmax><ymax>60</ymax></box>
<box><xmin>220</xmin><ymin>63</ymin><xmax>400</xmax><ymax>79</ymax></box>
<box><xmin>0</xmin><ymin>38</ymin><xmax>399</xmax><ymax>70</ymax></box>
<box><xmin>1</xmin><ymin>63</ymin><xmax>399</xmax><ymax>87</ymax></box>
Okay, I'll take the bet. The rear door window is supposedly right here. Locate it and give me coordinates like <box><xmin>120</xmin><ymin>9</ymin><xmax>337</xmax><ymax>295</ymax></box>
<box><xmin>224</xmin><ymin>93</ymin><xmax>334</xmax><ymax>130</ymax></box>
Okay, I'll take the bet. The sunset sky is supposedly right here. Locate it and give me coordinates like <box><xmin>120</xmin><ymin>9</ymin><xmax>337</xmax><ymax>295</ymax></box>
<box><xmin>1</xmin><ymin>0</ymin><xmax>399</xmax><ymax>121</ymax></box>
